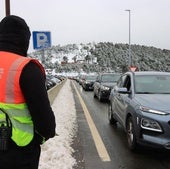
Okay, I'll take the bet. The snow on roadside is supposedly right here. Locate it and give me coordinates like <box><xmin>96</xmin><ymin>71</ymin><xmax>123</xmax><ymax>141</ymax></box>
<box><xmin>39</xmin><ymin>79</ymin><xmax>77</xmax><ymax>169</ymax></box>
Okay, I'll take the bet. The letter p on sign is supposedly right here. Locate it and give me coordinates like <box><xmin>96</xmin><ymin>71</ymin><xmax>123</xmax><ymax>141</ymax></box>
<box><xmin>32</xmin><ymin>31</ymin><xmax>51</xmax><ymax>50</ymax></box>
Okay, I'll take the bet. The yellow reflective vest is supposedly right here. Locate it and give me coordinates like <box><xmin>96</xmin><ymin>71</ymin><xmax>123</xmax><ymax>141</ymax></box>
<box><xmin>0</xmin><ymin>51</ymin><xmax>45</xmax><ymax>146</ymax></box>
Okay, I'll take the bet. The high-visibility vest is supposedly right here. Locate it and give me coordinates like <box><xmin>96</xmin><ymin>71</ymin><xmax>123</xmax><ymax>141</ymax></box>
<box><xmin>0</xmin><ymin>51</ymin><xmax>45</xmax><ymax>146</ymax></box>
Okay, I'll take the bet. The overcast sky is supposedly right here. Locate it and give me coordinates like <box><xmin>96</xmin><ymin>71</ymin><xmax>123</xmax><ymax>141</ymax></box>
<box><xmin>0</xmin><ymin>0</ymin><xmax>170</xmax><ymax>52</ymax></box>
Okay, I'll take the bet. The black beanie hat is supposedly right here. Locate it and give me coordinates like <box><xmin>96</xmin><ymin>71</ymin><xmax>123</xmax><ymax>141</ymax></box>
<box><xmin>0</xmin><ymin>15</ymin><xmax>31</xmax><ymax>56</ymax></box>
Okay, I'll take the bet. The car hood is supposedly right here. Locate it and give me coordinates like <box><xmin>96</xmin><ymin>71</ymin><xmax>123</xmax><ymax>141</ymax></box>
<box><xmin>101</xmin><ymin>82</ymin><xmax>116</xmax><ymax>87</ymax></box>
<box><xmin>135</xmin><ymin>94</ymin><xmax>170</xmax><ymax>112</ymax></box>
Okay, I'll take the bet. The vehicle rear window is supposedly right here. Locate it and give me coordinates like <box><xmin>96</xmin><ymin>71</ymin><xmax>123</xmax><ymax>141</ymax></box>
<box><xmin>101</xmin><ymin>74</ymin><xmax>120</xmax><ymax>82</ymax></box>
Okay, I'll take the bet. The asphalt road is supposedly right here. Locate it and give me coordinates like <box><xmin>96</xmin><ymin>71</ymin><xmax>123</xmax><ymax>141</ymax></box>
<box><xmin>71</xmin><ymin>80</ymin><xmax>170</xmax><ymax>169</ymax></box>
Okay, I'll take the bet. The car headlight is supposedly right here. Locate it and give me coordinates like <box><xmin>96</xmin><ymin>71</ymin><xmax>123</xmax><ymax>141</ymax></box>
<box><xmin>140</xmin><ymin>106</ymin><xmax>169</xmax><ymax>115</ymax></box>
<box><xmin>141</xmin><ymin>118</ymin><xmax>162</xmax><ymax>132</ymax></box>
<box><xmin>101</xmin><ymin>85</ymin><xmax>110</xmax><ymax>90</ymax></box>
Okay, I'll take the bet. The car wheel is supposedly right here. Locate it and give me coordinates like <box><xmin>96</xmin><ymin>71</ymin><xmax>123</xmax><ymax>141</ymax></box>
<box><xmin>98</xmin><ymin>91</ymin><xmax>103</xmax><ymax>101</ymax></box>
<box><xmin>93</xmin><ymin>91</ymin><xmax>97</xmax><ymax>98</ymax></box>
<box><xmin>126</xmin><ymin>117</ymin><xmax>137</xmax><ymax>150</ymax></box>
<box><xmin>108</xmin><ymin>103</ymin><xmax>117</xmax><ymax>125</ymax></box>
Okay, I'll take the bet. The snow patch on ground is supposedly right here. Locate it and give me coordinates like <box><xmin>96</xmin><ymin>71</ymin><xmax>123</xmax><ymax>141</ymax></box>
<box><xmin>39</xmin><ymin>80</ymin><xmax>77</xmax><ymax>169</ymax></box>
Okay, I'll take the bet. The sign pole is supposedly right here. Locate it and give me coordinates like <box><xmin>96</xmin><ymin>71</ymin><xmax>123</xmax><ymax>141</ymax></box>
<box><xmin>5</xmin><ymin>0</ymin><xmax>10</xmax><ymax>16</ymax></box>
<box><xmin>41</xmin><ymin>47</ymin><xmax>45</xmax><ymax>65</ymax></box>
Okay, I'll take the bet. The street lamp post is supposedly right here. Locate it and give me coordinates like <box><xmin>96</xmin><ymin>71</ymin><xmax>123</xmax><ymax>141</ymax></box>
<box><xmin>125</xmin><ymin>9</ymin><xmax>131</xmax><ymax>67</ymax></box>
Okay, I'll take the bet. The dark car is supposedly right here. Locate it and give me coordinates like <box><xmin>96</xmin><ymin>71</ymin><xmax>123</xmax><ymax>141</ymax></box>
<box><xmin>93</xmin><ymin>73</ymin><xmax>121</xmax><ymax>101</ymax></box>
<box><xmin>45</xmin><ymin>78</ymin><xmax>56</xmax><ymax>90</ymax></box>
<box><xmin>45</xmin><ymin>75</ymin><xmax>60</xmax><ymax>90</ymax></box>
<box><xmin>108</xmin><ymin>71</ymin><xmax>170</xmax><ymax>150</ymax></box>
<box><xmin>82</xmin><ymin>74</ymin><xmax>97</xmax><ymax>91</ymax></box>
<box><xmin>78</xmin><ymin>74</ymin><xmax>86</xmax><ymax>85</ymax></box>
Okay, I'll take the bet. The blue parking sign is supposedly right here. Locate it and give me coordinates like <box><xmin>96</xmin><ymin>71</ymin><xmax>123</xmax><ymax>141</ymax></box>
<box><xmin>32</xmin><ymin>31</ymin><xmax>51</xmax><ymax>50</ymax></box>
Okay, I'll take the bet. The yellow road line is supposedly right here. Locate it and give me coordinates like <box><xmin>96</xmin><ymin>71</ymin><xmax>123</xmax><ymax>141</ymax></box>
<box><xmin>72</xmin><ymin>82</ymin><xmax>111</xmax><ymax>162</ymax></box>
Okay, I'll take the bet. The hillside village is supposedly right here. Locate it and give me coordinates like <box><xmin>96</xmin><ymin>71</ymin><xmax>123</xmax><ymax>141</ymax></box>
<box><xmin>29</xmin><ymin>42</ymin><xmax>170</xmax><ymax>76</ymax></box>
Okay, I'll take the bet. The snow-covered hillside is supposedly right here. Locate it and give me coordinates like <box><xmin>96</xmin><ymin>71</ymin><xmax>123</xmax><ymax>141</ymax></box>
<box><xmin>30</xmin><ymin>42</ymin><xmax>170</xmax><ymax>74</ymax></box>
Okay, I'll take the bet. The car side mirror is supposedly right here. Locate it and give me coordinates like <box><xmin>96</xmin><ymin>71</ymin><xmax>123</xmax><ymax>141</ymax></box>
<box><xmin>117</xmin><ymin>87</ymin><xmax>131</xmax><ymax>94</ymax></box>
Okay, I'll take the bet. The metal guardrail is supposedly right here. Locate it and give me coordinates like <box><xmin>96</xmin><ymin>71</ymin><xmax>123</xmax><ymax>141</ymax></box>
<box><xmin>47</xmin><ymin>79</ymin><xmax>67</xmax><ymax>105</ymax></box>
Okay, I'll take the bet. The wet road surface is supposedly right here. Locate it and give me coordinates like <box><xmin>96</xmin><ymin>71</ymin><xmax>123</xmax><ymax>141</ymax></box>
<box><xmin>71</xmin><ymin>81</ymin><xmax>170</xmax><ymax>169</ymax></box>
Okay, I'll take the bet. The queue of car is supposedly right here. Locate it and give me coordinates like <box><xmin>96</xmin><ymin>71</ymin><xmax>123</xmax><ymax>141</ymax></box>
<box><xmin>45</xmin><ymin>75</ymin><xmax>65</xmax><ymax>90</ymax></box>
<box><xmin>77</xmin><ymin>70</ymin><xmax>170</xmax><ymax>151</ymax></box>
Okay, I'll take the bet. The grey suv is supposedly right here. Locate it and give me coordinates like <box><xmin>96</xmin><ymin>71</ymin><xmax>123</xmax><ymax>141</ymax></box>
<box><xmin>108</xmin><ymin>71</ymin><xmax>170</xmax><ymax>150</ymax></box>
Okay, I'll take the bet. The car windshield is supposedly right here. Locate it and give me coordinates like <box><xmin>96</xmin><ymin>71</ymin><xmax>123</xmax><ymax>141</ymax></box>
<box><xmin>101</xmin><ymin>74</ymin><xmax>120</xmax><ymax>82</ymax></box>
<box><xmin>86</xmin><ymin>75</ymin><xmax>97</xmax><ymax>80</ymax></box>
<box><xmin>135</xmin><ymin>75</ymin><xmax>170</xmax><ymax>94</ymax></box>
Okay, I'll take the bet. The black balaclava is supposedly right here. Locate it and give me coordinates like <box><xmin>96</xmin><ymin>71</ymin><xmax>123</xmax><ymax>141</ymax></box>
<box><xmin>0</xmin><ymin>15</ymin><xmax>31</xmax><ymax>57</ymax></box>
